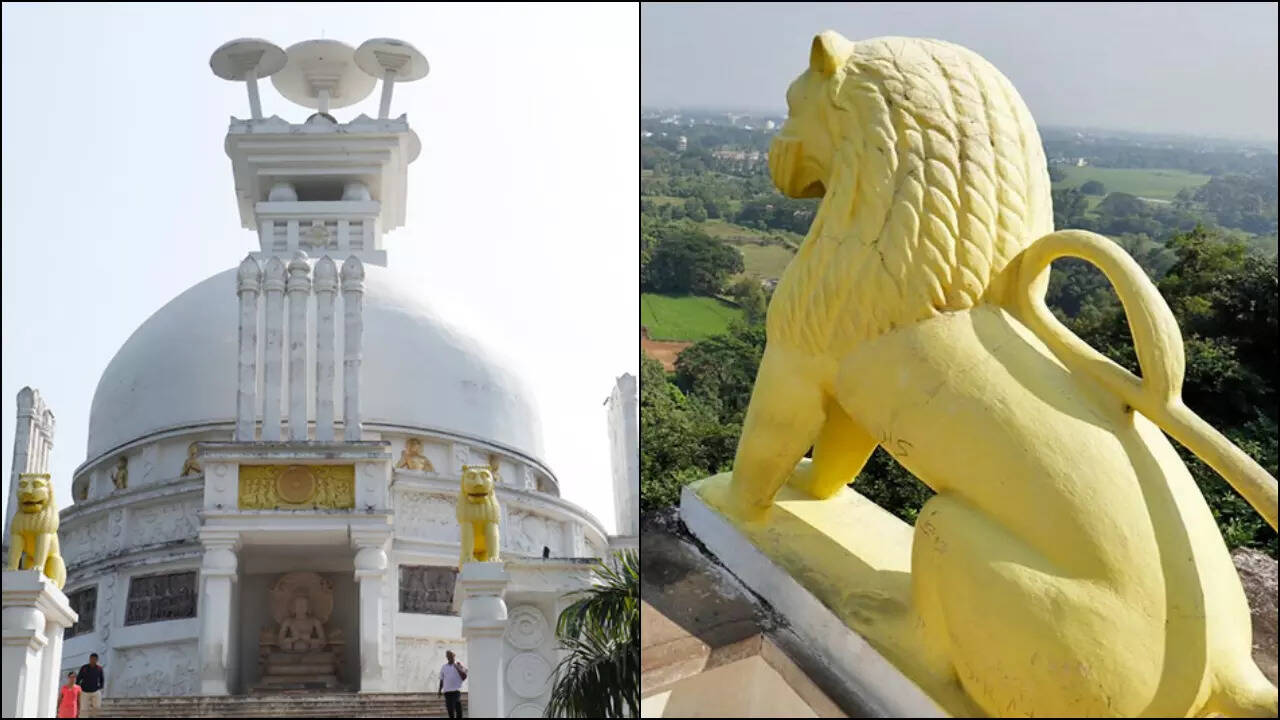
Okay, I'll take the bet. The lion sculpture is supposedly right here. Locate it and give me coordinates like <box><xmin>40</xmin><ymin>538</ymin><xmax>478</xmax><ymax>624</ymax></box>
<box><xmin>456</xmin><ymin>465</ymin><xmax>500</xmax><ymax>565</ymax></box>
<box><xmin>727</xmin><ymin>31</ymin><xmax>1278</xmax><ymax>717</ymax></box>
<box><xmin>6</xmin><ymin>472</ymin><xmax>67</xmax><ymax>589</ymax></box>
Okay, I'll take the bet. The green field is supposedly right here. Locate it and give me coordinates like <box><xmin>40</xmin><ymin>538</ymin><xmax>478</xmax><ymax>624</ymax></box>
<box><xmin>1050</xmin><ymin>166</ymin><xmax>1210</xmax><ymax>200</ymax></box>
<box><xmin>739</xmin><ymin>243</ymin><xmax>795</xmax><ymax>280</ymax></box>
<box><xmin>641</xmin><ymin>293</ymin><xmax>743</xmax><ymax>341</ymax></box>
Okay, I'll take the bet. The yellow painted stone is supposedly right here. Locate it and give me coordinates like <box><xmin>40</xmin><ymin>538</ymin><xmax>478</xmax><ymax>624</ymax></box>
<box><xmin>238</xmin><ymin>464</ymin><xmax>355</xmax><ymax>510</ymax></box>
<box><xmin>717</xmin><ymin>30</ymin><xmax>1279</xmax><ymax>717</ymax></box>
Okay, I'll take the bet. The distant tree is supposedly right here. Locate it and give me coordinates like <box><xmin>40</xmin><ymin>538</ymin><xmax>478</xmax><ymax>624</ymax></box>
<box><xmin>683</xmin><ymin>196</ymin><xmax>708</xmax><ymax>223</ymax></box>
<box><xmin>641</xmin><ymin>226</ymin><xmax>743</xmax><ymax>295</ymax></box>
<box><xmin>1095</xmin><ymin>191</ymin><xmax>1146</xmax><ymax>218</ymax></box>
<box><xmin>727</xmin><ymin>276</ymin><xmax>767</xmax><ymax>326</ymax></box>
<box><xmin>1047</xmin><ymin>165</ymin><xmax>1067</xmax><ymax>183</ymax></box>
<box><xmin>1052</xmin><ymin>187</ymin><xmax>1090</xmax><ymax>229</ymax></box>
<box><xmin>1079</xmin><ymin>179</ymin><xmax>1106</xmax><ymax>196</ymax></box>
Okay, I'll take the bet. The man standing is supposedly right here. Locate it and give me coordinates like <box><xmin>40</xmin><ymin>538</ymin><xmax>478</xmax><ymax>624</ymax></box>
<box><xmin>438</xmin><ymin>650</ymin><xmax>467</xmax><ymax>719</ymax></box>
<box><xmin>75</xmin><ymin>653</ymin><xmax>105</xmax><ymax>718</ymax></box>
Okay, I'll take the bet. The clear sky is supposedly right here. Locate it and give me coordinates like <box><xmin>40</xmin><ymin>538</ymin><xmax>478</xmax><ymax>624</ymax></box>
<box><xmin>1</xmin><ymin>3</ymin><xmax>638</xmax><ymax>534</ymax></box>
<box><xmin>642</xmin><ymin>2</ymin><xmax>1279</xmax><ymax>142</ymax></box>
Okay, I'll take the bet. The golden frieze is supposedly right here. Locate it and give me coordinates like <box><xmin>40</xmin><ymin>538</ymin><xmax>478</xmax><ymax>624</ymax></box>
<box><xmin>238</xmin><ymin>465</ymin><xmax>355</xmax><ymax>510</ymax></box>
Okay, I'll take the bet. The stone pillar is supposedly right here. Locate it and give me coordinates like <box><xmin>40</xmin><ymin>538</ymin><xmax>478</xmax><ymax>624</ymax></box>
<box><xmin>286</xmin><ymin>252</ymin><xmax>311</xmax><ymax>441</ymax></box>
<box><xmin>607</xmin><ymin>373</ymin><xmax>639</xmax><ymax>536</ymax></box>
<box><xmin>2</xmin><ymin>570</ymin><xmax>77</xmax><ymax>719</ymax></box>
<box><xmin>341</xmin><ymin>256</ymin><xmax>365</xmax><ymax>441</ymax></box>
<box><xmin>262</xmin><ymin>257</ymin><xmax>287</xmax><ymax>441</ymax></box>
<box><xmin>236</xmin><ymin>256</ymin><xmax>262</xmax><ymax>441</ymax></box>
<box><xmin>3</xmin><ymin>389</ymin><xmax>37</xmax><ymax>551</ymax></box>
<box><xmin>314</xmin><ymin>257</ymin><xmax>338</xmax><ymax>442</ymax></box>
<box><xmin>4</xmin><ymin>391</ymin><xmax>54</xmax><ymax>556</ymax></box>
<box><xmin>455</xmin><ymin>563</ymin><xmax>509</xmax><ymax>719</ymax></box>
<box><xmin>197</xmin><ymin>534</ymin><xmax>239</xmax><ymax>696</ymax></box>
<box><xmin>353</xmin><ymin>539</ymin><xmax>389</xmax><ymax>692</ymax></box>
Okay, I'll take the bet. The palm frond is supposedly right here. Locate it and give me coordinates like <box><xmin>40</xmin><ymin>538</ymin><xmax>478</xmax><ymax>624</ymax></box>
<box><xmin>544</xmin><ymin>550</ymin><xmax>639</xmax><ymax>718</ymax></box>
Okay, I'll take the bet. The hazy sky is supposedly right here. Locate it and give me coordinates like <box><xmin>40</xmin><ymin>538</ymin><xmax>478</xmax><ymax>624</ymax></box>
<box><xmin>642</xmin><ymin>2</ymin><xmax>1279</xmax><ymax>142</ymax></box>
<box><xmin>1</xmin><ymin>3</ymin><xmax>637</xmax><ymax>533</ymax></box>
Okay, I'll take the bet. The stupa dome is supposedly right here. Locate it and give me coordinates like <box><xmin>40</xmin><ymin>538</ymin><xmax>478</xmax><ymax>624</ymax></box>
<box><xmin>85</xmin><ymin>263</ymin><xmax>547</xmax><ymax>467</ymax></box>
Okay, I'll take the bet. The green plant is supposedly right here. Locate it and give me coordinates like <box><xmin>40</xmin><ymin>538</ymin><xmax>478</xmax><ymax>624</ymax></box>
<box><xmin>544</xmin><ymin>551</ymin><xmax>639</xmax><ymax>718</ymax></box>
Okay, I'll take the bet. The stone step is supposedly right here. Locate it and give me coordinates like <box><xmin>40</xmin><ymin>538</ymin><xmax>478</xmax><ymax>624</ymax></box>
<box><xmin>267</xmin><ymin>650</ymin><xmax>337</xmax><ymax>664</ymax></box>
<box><xmin>101</xmin><ymin>692</ymin><xmax>467</xmax><ymax>718</ymax></box>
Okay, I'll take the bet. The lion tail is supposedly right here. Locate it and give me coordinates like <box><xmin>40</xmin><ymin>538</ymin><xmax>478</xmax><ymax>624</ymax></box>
<box><xmin>1011</xmin><ymin>229</ymin><xmax>1278</xmax><ymax>531</ymax></box>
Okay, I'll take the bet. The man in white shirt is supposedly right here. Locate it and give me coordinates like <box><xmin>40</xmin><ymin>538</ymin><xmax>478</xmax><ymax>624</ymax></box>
<box><xmin>438</xmin><ymin>650</ymin><xmax>467</xmax><ymax>719</ymax></box>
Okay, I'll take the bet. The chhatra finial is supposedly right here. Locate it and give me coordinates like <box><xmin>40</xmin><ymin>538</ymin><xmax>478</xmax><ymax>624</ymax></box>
<box><xmin>210</xmin><ymin>38</ymin><xmax>287</xmax><ymax>120</ymax></box>
<box><xmin>272</xmin><ymin>39</ymin><xmax>376</xmax><ymax>118</ymax></box>
<box><xmin>355</xmin><ymin>39</ymin><xmax>429</xmax><ymax>119</ymax></box>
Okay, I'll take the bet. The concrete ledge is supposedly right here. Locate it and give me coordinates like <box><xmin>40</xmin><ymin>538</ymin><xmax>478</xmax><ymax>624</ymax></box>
<box><xmin>680</xmin><ymin>482</ymin><xmax>950</xmax><ymax>718</ymax></box>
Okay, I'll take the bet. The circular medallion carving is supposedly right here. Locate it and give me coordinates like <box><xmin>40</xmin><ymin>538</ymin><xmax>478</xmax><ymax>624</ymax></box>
<box><xmin>214</xmin><ymin>464</ymin><xmax>228</xmax><ymax>477</ymax></box>
<box><xmin>508</xmin><ymin>703</ymin><xmax>544</xmax><ymax>718</ymax></box>
<box><xmin>276</xmin><ymin>465</ymin><xmax>317</xmax><ymax>504</ymax></box>
<box><xmin>506</xmin><ymin>652</ymin><xmax>551</xmax><ymax>699</ymax></box>
<box><xmin>505</xmin><ymin>606</ymin><xmax>548</xmax><ymax>650</ymax></box>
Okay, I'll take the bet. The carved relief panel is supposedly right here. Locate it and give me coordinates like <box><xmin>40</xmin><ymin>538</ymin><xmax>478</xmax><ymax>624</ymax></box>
<box><xmin>115</xmin><ymin>642</ymin><xmax>199</xmax><ymax>697</ymax></box>
<box><xmin>238</xmin><ymin>465</ymin><xmax>355</xmax><ymax>509</ymax></box>
<box><xmin>398</xmin><ymin>565</ymin><xmax>458</xmax><ymax>615</ymax></box>
<box><xmin>124</xmin><ymin>571</ymin><xmax>197</xmax><ymax>625</ymax></box>
<box><xmin>392</xmin><ymin>490</ymin><xmax>456</xmax><ymax>543</ymax></box>
<box><xmin>394</xmin><ymin>637</ymin><xmax>467</xmax><ymax>692</ymax></box>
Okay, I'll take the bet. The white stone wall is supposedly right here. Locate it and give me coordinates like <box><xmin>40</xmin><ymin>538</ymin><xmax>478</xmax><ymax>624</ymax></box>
<box><xmin>55</xmin><ymin>427</ymin><xmax>608</xmax><ymax>699</ymax></box>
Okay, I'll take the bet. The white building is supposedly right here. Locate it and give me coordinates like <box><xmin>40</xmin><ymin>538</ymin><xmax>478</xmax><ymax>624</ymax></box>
<box><xmin>4</xmin><ymin>37</ymin><xmax>630</xmax><ymax>714</ymax></box>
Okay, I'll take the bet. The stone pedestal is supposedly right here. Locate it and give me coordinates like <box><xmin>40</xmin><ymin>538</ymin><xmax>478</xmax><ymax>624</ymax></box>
<box><xmin>2</xmin><ymin>570</ymin><xmax>78</xmax><ymax>719</ymax></box>
<box><xmin>455</xmin><ymin>562</ymin><xmax>509</xmax><ymax>720</ymax></box>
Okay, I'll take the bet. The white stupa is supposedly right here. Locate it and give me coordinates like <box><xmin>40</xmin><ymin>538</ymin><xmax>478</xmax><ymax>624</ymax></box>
<box><xmin>2</xmin><ymin>36</ymin><xmax>634</xmax><ymax>714</ymax></box>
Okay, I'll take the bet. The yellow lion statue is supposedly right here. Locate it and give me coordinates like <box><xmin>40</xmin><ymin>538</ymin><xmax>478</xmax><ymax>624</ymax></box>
<box><xmin>727</xmin><ymin>31</ymin><xmax>1278</xmax><ymax>717</ymax></box>
<box><xmin>6</xmin><ymin>473</ymin><xmax>67</xmax><ymax>589</ymax></box>
<box><xmin>456</xmin><ymin>465</ymin><xmax>500</xmax><ymax>565</ymax></box>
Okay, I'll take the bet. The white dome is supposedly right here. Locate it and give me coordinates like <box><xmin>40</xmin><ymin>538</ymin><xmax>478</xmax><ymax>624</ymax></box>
<box><xmin>86</xmin><ymin>263</ymin><xmax>546</xmax><ymax>465</ymax></box>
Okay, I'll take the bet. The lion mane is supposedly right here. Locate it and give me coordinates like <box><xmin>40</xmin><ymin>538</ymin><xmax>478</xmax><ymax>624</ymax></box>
<box><xmin>768</xmin><ymin>36</ymin><xmax>1054</xmax><ymax>356</ymax></box>
<box><xmin>7</xmin><ymin>473</ymin><xmax>66</xmax><ymax>589</ymax></box>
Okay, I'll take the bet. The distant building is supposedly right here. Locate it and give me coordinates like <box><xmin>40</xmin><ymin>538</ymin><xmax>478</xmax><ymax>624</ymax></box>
<box><xmin>765</xmin><ymin>120</ymin><xmax>776</xmax><ymax>130</ymax></box>
<box><xmin>1076</xmin><ymin>157</ymin><xmax>1088</xmax><ymax>167</ymax></box>
<box><xmin>678</xmin><ymin>136</ymin><xmax>688</xmax><ymax>152</ymax></box>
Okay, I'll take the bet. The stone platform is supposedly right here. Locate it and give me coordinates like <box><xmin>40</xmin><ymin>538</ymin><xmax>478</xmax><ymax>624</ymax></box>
<box><xmin>102</xmin><ymin>692</ymin><xmax>466</xmax><ymax>718</ymax></box>
<box><xmin>682</xmin><ymin>471</ymin><xmax>974</xmax><ymax>717</ymax></box>
<box><xmin>253</xmin><ymin>649</ymin><xmax>344</xmax><ymax>691</ymax></box>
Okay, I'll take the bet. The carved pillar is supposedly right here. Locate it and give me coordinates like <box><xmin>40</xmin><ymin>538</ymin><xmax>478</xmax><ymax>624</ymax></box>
<box><xmin>455</xmin><ymin>563</ymin><xmax>508</xmax><ymax>719</ymax></box>
<box><xmin>2</xmin><ymin>570</ymin><xmax>77</xmax><ymax>719</ymax></box>
<box><xmin>236</xmin><ymin>256</ymin><xmax>263</xmax><ymax>441</ymax></box>
<box><xmin>314</xmin><ymin>257</ymin><xmax>338</xmax><ymax>442</ymax></box>
<box><xmin>262</xmin><ymin>257</ymin><xmax>286</xmax><ymax>441</ymax></box>
<box><xmin>353</xmin><ymin>537</ymin><xmax>389</xmax><ymax>692</ymax></box>
<box><xmin>197</xmin><ymin>534</ymin><xmax>239</xmax><ymax>696</ymax></box>
<box><xmin>3</xmin><ymin>389</ymin><xmax>37</xmax><ymax>550</ymax></box>
<box><xmin>341</xmin><ymin>257</ymin><xmax>365</xmax><ymax>441</ymax></box>
<box><xmin>286</xmin><ymin>252</ymin><xmax>311</xmax><ymax>441</ymax></box>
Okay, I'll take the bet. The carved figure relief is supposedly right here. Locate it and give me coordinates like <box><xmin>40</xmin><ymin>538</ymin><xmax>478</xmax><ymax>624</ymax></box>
<box><xmin>393</xmin><ymin>490</ymin><xmax>456</xmax><ymax>542</ymax></box>
<box><xmin>239</xmin><ymin>464</ymin><xmax>354</xmax><ymax>509</ymax></box>
<box><xmin>124</xmin><ymin>571</ymin><xmax>197</xmax><ymax>625</ymax></box>
<box><xmin>5</xmin><ymin>473</ymin><xmax>67</xmax><ymax>588</ymax></box>
<box><xmin>456</xmin><ymin>465</ymin><xmax>500</xmax><ymax>565</ymax></box>
<box><xmin>395</xmin><ymin>438</ymin><xmax>435</xmax><ymax>472</ymax></box>
<box><xmin>394</xmin><ymin>638</ymin><xmax>466</xmax><ymax>692</ymax></box>
<box><xmin>258</xmin><ymin>572</ymin><xmax>345</xmax><ymax>683</ymax></box>
<box><xmin>111</xmin><ymin>456</ymin><xmax>128</xmax><ymax>490</ymax></box>
<box><xmin>116</xmin><ymin>642</ymin><xmax>199</xmax><ymax>698</ymax></box>
<box><xmin>180</xmin><ymin>443</ymin><xmax>202</xmax><ymax>477</ymax></box>
<box><xmin>714</xmin><ymin>31</ymin><xmax>1280</xmax><ymax>717</ymax></box>
<box><xmin>399</xmin><ymin>565</ymin><xmax>458</xmax><ymax>614</ymax></box>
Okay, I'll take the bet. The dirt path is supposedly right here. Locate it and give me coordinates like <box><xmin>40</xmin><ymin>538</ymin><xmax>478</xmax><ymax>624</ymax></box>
<box><xmin>642</xmin><ymin>337</ymin><xmax>692</xmax><ymax>372</ymax></box>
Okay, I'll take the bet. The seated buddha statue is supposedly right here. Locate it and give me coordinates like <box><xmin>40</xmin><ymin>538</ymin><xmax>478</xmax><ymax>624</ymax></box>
<box><xmin>278</xmin><ymin>595</ymin><xmax>327</xmax><ymax>651</ymax></box>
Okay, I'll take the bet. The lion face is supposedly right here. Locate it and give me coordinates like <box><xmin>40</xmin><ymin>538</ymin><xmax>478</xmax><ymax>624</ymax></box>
<box><xmin>17</xmin><ymin>473</ymin><xmax>52</xmax><ymax>515</ymax></box>
<box><xmin>769</xmin><ymin>31</ymin><xmax>855</xmax><ymax>199</ymax></box>
<box><xmin>460</xmin><ymin>466</ymin><xmax>495</xmax><ymax>504</ymax></box>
